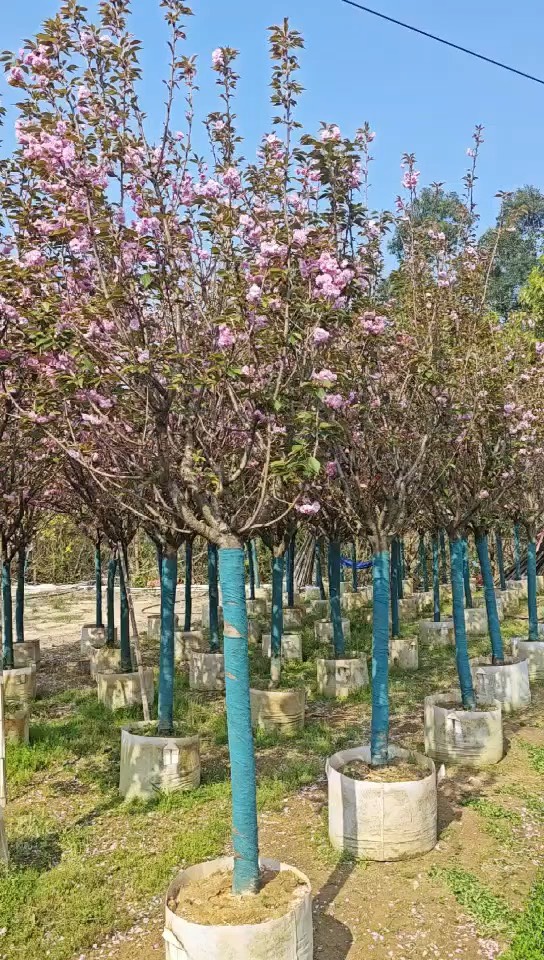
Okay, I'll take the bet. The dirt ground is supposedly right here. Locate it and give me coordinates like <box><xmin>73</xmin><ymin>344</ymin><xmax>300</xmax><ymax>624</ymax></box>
<box><xmin>12</xmin><ymin>590</ymin><xmax>544</xmax><ymax>960</ymax></box>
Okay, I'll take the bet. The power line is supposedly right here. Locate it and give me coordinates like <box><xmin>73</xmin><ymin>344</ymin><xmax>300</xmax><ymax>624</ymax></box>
<box><xmin>340</xmin><ymin>1</ymin><xmax>544</xmax><ymax>87</ymax></box>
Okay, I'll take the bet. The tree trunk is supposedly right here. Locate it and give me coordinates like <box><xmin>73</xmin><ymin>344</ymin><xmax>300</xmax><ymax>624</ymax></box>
<box><xmin>371</xmin><ymin>547</ymin><xmax>390</xmax><ymax>766</ymax></box>
<box><xmin>390</xmin><ymin>540</ymin><xmax>400</xmax><ymax>639</ymax></box>
<box><xmin>218</xmin><ymin>541</ymin><xmax>259</xmax><ymax>895</ymax></box>
<box><xmin>2</xmin><ymin>558</ymin><xmax>13</xmax><ymax>670</ymax></box>
<box><xmin>396</xmin><ymin>538</ymin><xmax>404</xmax><ymax>600</ymax></box>
<box><xmin>351</xmin><ymin>541</ymin><xmax>358</xmax><ymax>593</ymax></box>
<box><xmin>514</xmin><ymin>523</ymin><xmax>522</xmax><ymax>580</ymax></box>
<box><xmin>328</xmin><ymin>540</ymin><xmax>345</xmax><ymax>657</ymax></box>
<box><xmin>184</xmin><ymin>540</ymin><xmax>193</xmax><ymax>632</ymax></box>
<box><xmin>315</xmin><ymin>539</ymin><xmax>326</xmax><ymax>599</ymax></box>
<box><xmin>462</xmin><ymin>538</ymin><xmax>473</xmax><ymax>609</ymax></box>
<box><xmin>449</xmin><ymin>536</ymin><xmax>476</xmax><ymax>709</ymax></box>
<box><xmin>286</xmin><ymin>537</ymin><xmax>295</xmax><ymax>609</ymax></box>
<box><xmin>15</xmin><ymin>546</ymin><xmax>25</xmax><ymax>644</ymax></box>
<box><xmin>251</xmin><ymin>540</ymin><xmax>261</xmax><ymax>589</ymax></box>
<box><xmin>271</xmin><ymin>553</ymin><xmax>283</xmax><ymax>684</ymax></box>
<box><xmin>208</xmin><ymin>544</ymin><xmax>220</xmax><ymax>652</ymax></box>
<box><xmin>495</xmin><ymin>531</ymin><xmax>506</xmax><ymax>592</ymax></box>
<box><xmin>418</xmin><ymin>534</ymin><xmax>429</xmax><ymax>591</ymax></box>
<box><xmin>95</xmin><ymin>540</ymin><xmax>103</xmax><ymax>628</ymax></box>
<box><xmin>158</xmin><ymin>544</ymin><xmax>178</xmax><ymax>734</ymax></box>
<box><xmin>527</xmin><ymin>534</ymin><xmax>539</xmax><ymax>641</ymax></box>
<box><xmin>119</xmin><ymin>555</ymin><xmax>132</xmax><ymax>673</ymax></box>
<box><xmin>247</xmin><ymin>541</ymin><xmax>255</xmax><ymax>601</ymax></box>
<box><xmin>0</xmin><ymin>673</ymin><xmax>8</xmax><ymax>863</ymax></box>
<box><xmin>439</xmin><ymin>530</ymin><xmax>448</xmax><ymax>584</ymax></box>
<box><xmin>432</xmin><ymin>535</ymin><xmax>440</xmax><ymax>623</ymax></box>
<box><xmin>475</xmin><ymin>533</ymin><xmax>504</xmax><ymax>664</ymax></box>
<box><xmin>106</xmin><ymin>551</ymin><xmax>117</xmax><ymax>648</ymax></box>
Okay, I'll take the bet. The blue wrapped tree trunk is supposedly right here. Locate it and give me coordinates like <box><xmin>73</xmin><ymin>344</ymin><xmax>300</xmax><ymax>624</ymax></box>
<box><xmin>218</xmin><ymin>544</ymin><xmax>259</xmax><ymax>894</ymax></box>
<box><xmin>432</xmin><ymin>535</ymin><xmax>440</xmax><ymax>623</ymax></box>
<box><xmin>439</xmin><ymin>530</ymin><xmax>448</xmax><ymax>584</ymax></box>
<box><xmin>184</xmin><ymin>539</ymin><xmax>193</xmax><ymax>632</ymax></box>
<box><xmin>251</xmin><ymin>540</ymin><xmax>260</xmax><ymax>589</ymax></box>
<box><xmin>247</xmin><ymin>541</ymin><xmax>255</xmax><ymax>601</ymax></box>
<box><xmin>527</xmin><ymin>535</ymin><xmax>539</xmax><ymax>641</ymax></box>
<box><xmin>449</xmin><ymin>536</ymin><xmax>476</xmax><ymax>709</ymax></box>
<box><xmin>118</xmin><ymin>553</ymin><xmax>132</xmax><ymax>674</ymax></box>
<box><xmin>15</xmin><ymin>545</ymin><xmax>26</xmax><ymax>644</ymax></box>
<box><xmin>514</xmin><ymin>523</ymin><xmax>522</xmax><ymax>580</ymax></box>
<box><xmin>396</xmin><ymin>537</ymin><xmax>404</xmax><ymax>600</ymax></box>
<box><xmin>462</xmin><ymin>538</ymin><xmax>473</xmax><ymax>609</ymax></box>
<box><xmin>390</xmin><ymin>540</ymin><xmax>400</xmax><ymax>639</ymax></box>
<box><xmin>475</xmin><ymin>532</ymin><xmax>504</xmax><ymax>664</ymax></box>
<box><xmin>2</xmin><ymin>555</ymin><xmax>14</xmax><ymax>670</ymax></box>
<box><xmin>271</xmin><ymin>553</ymin><xmax>284</xmax><ymax>682</ymax></box>
<box><xmin>95</xmin><ymin>539</ymin><xmax>103</xmax><ymax>629</ymax></box>
<box><xmin>495</xmin><ymin>531</ymin><xmax>507</xmax><ymax>592</ymax></box>
<box><xmin>106</xmin><ymin>552</ymin><xmax>117</xmax><ymax>648</ymax></box>
<box><xmin>158</xmin><ymin>544</ymin><xmax>178</xmax><ymax>734</ymax></box>
<box><xmin>371</xmin><ymin>548</ymin><xmax>390</xmax><ymax>765</ymax></box>
<box><xmin>351</xmin><ymin>541</ymin><xmax>358</xmax><ymax>592</ymax></box>
<box><xmin>315</xmin><ymin>539</ymin><xmax>326</xmax><ymax>599</ymax></box>
<box><xmin>418</xmin><ymin>534</ymin><xmax>429</xmax><ymax>591</ymax></box>
<box><xmin>286</xmin><ymin>537</ymin><xmax>295</xmax><ymax>608</ymax></box>
<box><xmin>208</xmin><ymin>543</ymin><xmax>220</xmax><ymax>653</ymax></box>
<box><xmin>328</xmin><ymin>540</ymin><xmax>345</xmax><ymax>657</ymax></box>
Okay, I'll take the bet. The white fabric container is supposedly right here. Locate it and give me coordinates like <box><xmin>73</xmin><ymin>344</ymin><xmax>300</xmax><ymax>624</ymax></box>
<box><xmin>316</xmin><ymin>657</ymin><xmax>369</xmax><ymax>698</ymax></box>
<box><xmin>250</xmin><ymin>688</ymin><xmax>305</xmax><ymax>734</ymax></box>
<box><xmin>163</xmin><ymin>856</ymin><xmax>313</xmax><ymax>960</ymax></box>
<box><xmin>326</xmin><ymin>745</ymin><xmax>437</xmax><ymax>861</ymax></box>
<box><xmin>389</xmin><ymin>635</ymin><xmax>418</xmax><ymax>670</ymax></box>
<box><xmin>119</xmin><ymin>724</ymin><xmax>200</xmax><ymax>800</ymax></box>
<box><xmin>424</xmin><ymin>691</ymin><xmax>503</xmax><ymax>766</ymax></box>
<box><xmin>419</xmin><ymin>620</ymin><xmax>454</xmax><ymax>647</ymax></box>
<box><xmin>512</xmin><ymin>638</ymin><xmax>544</xmax><ymax>680</ymax></box>
<box><xmin>314</xmin><ymin>619</ymin><xmax>351</xmax><ymax>644</ymax></box>
<box><xmin>470</xmin><ymin>656</ymin><xmax>531</xmax><ymax>713</ymax></box>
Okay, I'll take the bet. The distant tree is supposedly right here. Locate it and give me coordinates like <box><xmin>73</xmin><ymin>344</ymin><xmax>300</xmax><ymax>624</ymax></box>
<box><xmin>479</xmin><ymin>186</ymin><xmax>544</xmax><ymax>319</ymax></box>
<box><xmin>389</xmin><ymin>184</ymin><xmax>467</xmax><ymax>260</ymax></box>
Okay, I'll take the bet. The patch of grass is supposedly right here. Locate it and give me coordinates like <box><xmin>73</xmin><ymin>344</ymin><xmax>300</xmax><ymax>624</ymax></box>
<box><xmin>431</xmin><ymin>866</ymin><xmax>518</xmax><ymax>937</ymax></box>
<box><xmin>502</xmin><ymin>873</ymin><xmax>544</xmax><ymax>960</ymax></box>
<box><xmin>523</xmin><ymin>743</ymin><xmax>544</xmax><ymax>775</ymax></box>
<box><xmin>463</xmin><ymin>797</ymin><xmax>522</xmax><ymax>843</ymax></box>
<box><xmin>498</xmin><ymin>786</ymin><xmax>544</xmax><ymax>821</ymax></box>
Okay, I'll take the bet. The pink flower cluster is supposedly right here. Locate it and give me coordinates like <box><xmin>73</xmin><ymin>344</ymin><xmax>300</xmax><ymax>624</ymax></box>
<box><xmin>312</xmin><ymin>252</ymin><xmax>354</xmax><ymax>305</ymax></box>
<box><xmin>360</xmin><ymin>312</ymin><xmax>387</xmax><ymax>335</ymax></box>
<box><xmin>296</xmin><ymin>500</ymin><xmax>321</xmax><ymax>515</ymax></box>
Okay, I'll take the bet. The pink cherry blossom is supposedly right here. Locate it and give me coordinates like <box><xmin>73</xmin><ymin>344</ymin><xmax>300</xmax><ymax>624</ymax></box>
<box><xmin>320</xmin><ymin>125</ymin><xmax>341</xmax><ymax>143</ymax></box>
<box><xmin>8</xmin><ymin>67</ymin><xmax>24</xmax><ymax>85</ymax></box>
<box><xmin>312</xmin><ymin>369</ymin><xmax>337</xmax><ymax>385</ymax></box>
<box><xmin>217</xmin><ymin>324</ymin><xmax>236</xmax><ymax>348</ymax></box>
<box><xmin>313</xmin><ymin>327</ymin><xmax>330</xmax><ymax>344</ymax></box>
<box><xmin>212</xmin><ymin>48</ymin><xmax>225</xmax><ymax>68</ymax></box>
<box><xmin>402</xmin><ymin>170</ymin><xmax>420</xmax><ymax>190</ymax></box>
<box><xmin>324</xmin><ymin>393</ymin><xmax>345</xmax><ymax>409</ymax></box>
<box><xmin>296</xmin><ymin>500</ymin><xmax>321</xmax><ymax>515</ymax></box>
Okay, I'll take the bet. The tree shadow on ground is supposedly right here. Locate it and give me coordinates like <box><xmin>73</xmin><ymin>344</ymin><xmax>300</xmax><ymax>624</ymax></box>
<box><xmin>313</xmin><ymin>860</ymin><xmax>355</xmax><ymax>960</ymax></box>
<box><xmin>8</xmin><ymin>831</ymin><xmax>62</xmax><ymax>872</ymax></box>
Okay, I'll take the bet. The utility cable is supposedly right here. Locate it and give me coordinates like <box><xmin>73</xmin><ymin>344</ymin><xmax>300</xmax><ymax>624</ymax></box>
<box><xmin>340</xmin><ymin>1</ymin><xmax>544</xmax><ymax>87</ymax></box>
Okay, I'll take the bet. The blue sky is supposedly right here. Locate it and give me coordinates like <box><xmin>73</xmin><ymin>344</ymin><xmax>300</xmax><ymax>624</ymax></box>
<box><xmin>2</xmin><ymin>1</ymin><xmax>544</xmax><ymax>233</ymax></box>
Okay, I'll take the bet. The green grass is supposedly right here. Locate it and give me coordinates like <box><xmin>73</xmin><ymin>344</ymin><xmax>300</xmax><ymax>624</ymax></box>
<box><xmin>431</xmin><ymin>866</ymin><xmax>519</xmax><ymax>937</ymax></box>
<box><xmin>1</xmin><ymin>592</ymin><xmax>541</xmax><ymax>960</ymax></box>
<box><xmin>522</xmin><ymin>743</ymin><xmax>544</xmax><ymax>775</ymax></box>
<box><xmin>462</xmin><ymin>798</ymin><xmax>522</xmax><ymax>843</ymax></box>
<box><xmin>502</xmin><ymin>873</ymin><xmax>544</xmax><ymax>960</ymax></box>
